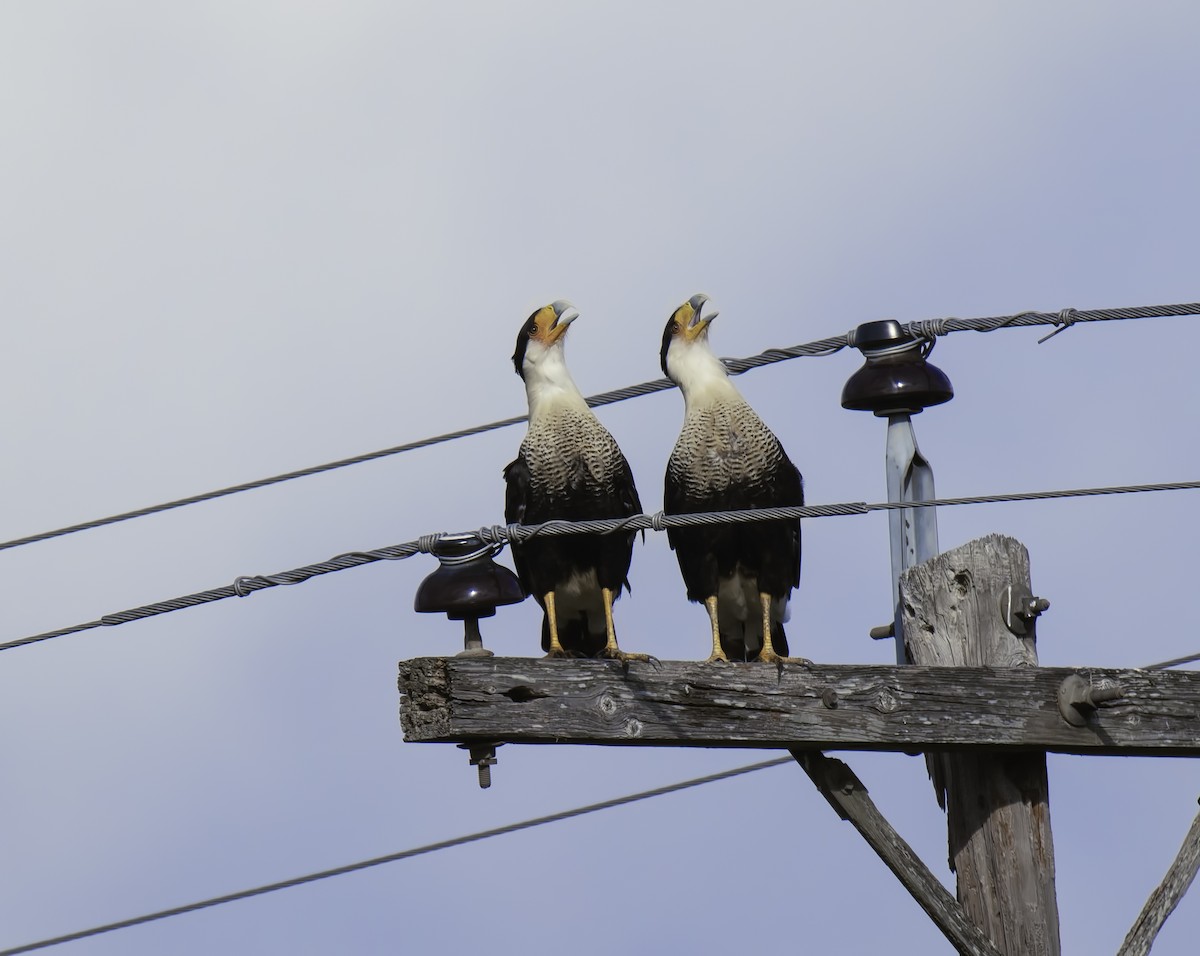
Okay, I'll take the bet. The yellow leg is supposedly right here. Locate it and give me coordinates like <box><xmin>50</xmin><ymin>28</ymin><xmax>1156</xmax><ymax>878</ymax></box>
<box><xmin>757</xmin><ymin>592</ymin><xmax>811</xmax><ymax>666</ymax></box>
<box><xmin>600</xmin><ymin>587</ymin><xmax>652</xmax><ymax>663</ymax></box>
<box><xmin>704</xmin><ymin>595</ymin><xmax>729</xmax><ymax>663</ymax></box>
<box><xmin>543</xmin><ymin>591</ymin><xmax>568</xmax><ymax>658</ymax></box>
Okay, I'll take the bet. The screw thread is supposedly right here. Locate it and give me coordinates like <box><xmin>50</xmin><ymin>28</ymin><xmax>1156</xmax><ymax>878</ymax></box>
<box><xmin>1089</xmin><ymin>685</ymin><xmax>1124</xmax><ymax>705</ymax></box>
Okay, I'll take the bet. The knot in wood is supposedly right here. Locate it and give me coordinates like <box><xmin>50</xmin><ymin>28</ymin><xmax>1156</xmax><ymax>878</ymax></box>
<box><xmin>598</xmin><ymin>693</ymin><xmax>618</xmax><ymax>717</ymax></box>
<box><xmin>623</xmin><ymin>718</ymin><xmax>644</xmax><ymax>738</ymax></box>
<box><xmin>875</xmin><ymin>687</ymin><xmax>900</xmax><ymax>714</ymax></box>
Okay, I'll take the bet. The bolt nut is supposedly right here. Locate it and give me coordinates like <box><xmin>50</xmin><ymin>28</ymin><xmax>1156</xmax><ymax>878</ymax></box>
<box><xmin>1026</xmin><ymin>597</ymin><xmax>1050</xmax><ymax>616</ymax></box>
<box><xmin>459</xmin><ymin>743</ymin><xmax>500</xmax><ymax>789</ymax></box>
<box><xmin>1001</xmin><ymin>585</ymin><xmax>1050</xmax><ymax>636</ymax></box>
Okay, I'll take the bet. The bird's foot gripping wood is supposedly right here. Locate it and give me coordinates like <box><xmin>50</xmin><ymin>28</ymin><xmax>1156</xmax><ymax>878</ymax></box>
<box><xmin>599</xmin><ymin>587</ymin><xmax>656</xmax><ymax>665</ymax></box>
<box><xmin>757</xmin><ymin>592</ymin><xmax>811</xmax><ymax>667</ymax></box>
<box><xmin>601</xmin><ymin>646</ymin><xmax>657</xmax><ymax>665</ymax></box>
<box><xmin>756</xmin><ymin>646</ymin><xmax>813</xmax><ymax>667</ymax></box>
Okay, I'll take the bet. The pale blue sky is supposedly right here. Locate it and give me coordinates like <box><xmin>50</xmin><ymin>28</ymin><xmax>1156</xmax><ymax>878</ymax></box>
<box><xmin>3</xmin><ymin>3</ymin><xmax>1199</xmax><ymax>953</ymax></box>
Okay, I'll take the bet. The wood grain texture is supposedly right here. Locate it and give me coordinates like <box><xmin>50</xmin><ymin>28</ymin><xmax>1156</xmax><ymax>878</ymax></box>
<box><xmin>1118</xmin><ymin>802</ymin><xmax>1200</xmax><ymax>956</ymax></box>
<box><xmin>793</xmin><ymin>750</ymin><xmax>1002</xmax><ymax>956</ymax></box>
<box><xmin>901</xmin><ymin>534</ymin><xmax>1059</xmax><ymax>956</ymax></box>
<box><xmin>396</xmin><ymin>657</ymin><xmax>1200</xmax><ymax>755</ymax></box>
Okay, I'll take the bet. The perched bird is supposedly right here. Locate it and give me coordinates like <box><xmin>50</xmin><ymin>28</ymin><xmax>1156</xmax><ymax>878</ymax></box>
<box><xmin>504</xmin><ymin>300</ymin><xmax>649</xmax><ymax>662</ymax></box>
<box><xmin>660</xmin><ymin>294</ymin><xmax>807</xmax><ymax>664</ymax></box>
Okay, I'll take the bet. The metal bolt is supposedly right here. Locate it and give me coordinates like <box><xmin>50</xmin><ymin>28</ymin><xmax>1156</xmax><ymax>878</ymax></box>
<box><xmin>1057</xmin><ymin>675</ymin><xmax>1124</xmax><ymax>727</ymax></box>
<box><xmin>1089</xmin><ymin>684</ymin><xmax>1124</xmax><ymax>705</ymax></box>
<box><xmin>821</xmin><ymin>689</ymin><xmax>839</xmax><ymax>709</ymax></box>
<box><xmin>1001</xmin><ymin>585</ymin><xmax>1050</xmax><ymax>636</ymax></box>
<box><xmin>459</xmin><ymin>743</ymin><xmax>499</xmax><ymax>788</ymax></box>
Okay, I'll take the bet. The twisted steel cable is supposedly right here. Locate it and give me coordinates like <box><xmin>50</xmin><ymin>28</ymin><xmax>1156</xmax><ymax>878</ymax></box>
<box><xmin>6</xmin><ymin>478</ymin><xmax>1198</xmax><ymax>653</ymax></box>
<box><xmin>2</xmin><ymin>300</ymin><xmax>1195</xmax><ymax>553</ymax></box>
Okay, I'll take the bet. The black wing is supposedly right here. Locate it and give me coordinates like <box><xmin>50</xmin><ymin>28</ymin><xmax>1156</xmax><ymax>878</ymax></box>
<box><xmin>663</xmin><ymin>461</ymin><xmax>721</xmax><ymax>603</ymax></box>
<box><xmin>502</xmin><ymin>453</ymin><xmax>534</xmax><ymax>596</ymax></box>
<box><xmin>663</xmin><ymin>437</ymin><xmax>803</xmax><ymax>601</ymax></box>
<box><xmin>616</xmin><ymin>450</ymin><xmax>642</xmax><ymax>519</ymax></box>
<box><xmin>503</xmin><ymin>453</ymin><xmax>530</xmax><ymax>525</ymax></box>
<box><xmin>611</xmin><ymin>448</ymin><xmax>642</xmax><ymax>593</ymax></box>
<box><xmin>763</xmin><ymin>446</ymin><xmax>803</xmax><ymax>593</ymax></box>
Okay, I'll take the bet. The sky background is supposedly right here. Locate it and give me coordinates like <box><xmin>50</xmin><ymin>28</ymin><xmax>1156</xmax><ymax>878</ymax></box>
<box><xmin>2</xmin><ymin>2</ymin><xmax>1199</xmax><ymax>953</ymax></box>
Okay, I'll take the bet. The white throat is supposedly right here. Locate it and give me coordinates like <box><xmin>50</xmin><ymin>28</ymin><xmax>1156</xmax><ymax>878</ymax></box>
<box><xmin>523</xmin><ymin>344</ymin><xmax>590</xmax><ymax>419</ymax></box>
<box><xmin>669</xmin><ymin>338</ymin><xmax>743</xmax><ymax>411</ymax></box>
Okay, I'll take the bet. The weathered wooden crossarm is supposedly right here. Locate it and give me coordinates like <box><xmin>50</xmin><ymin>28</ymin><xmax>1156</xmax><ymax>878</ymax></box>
<box><xmin>398</xmin><ymin>658</ymin><xmax>1200</xmax><ymax>756</ymax></box>
<box><xmin>793</xmin><ymin>750</ymin><xmax>1003</xmax><ymax>956</ymax></box>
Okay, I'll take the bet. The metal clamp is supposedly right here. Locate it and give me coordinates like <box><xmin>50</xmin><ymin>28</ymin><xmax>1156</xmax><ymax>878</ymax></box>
<box><xmin>1057</xmin><ymin>675</ymin><xmax>1124</xmax><ymax>727</ymax></box>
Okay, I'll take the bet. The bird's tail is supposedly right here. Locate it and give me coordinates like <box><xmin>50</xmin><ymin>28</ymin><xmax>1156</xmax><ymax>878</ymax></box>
<box><xmin>717</xmin><ymin>620</ymin><xmax>790</xmax><ymax>661</ymax></box>
<box><xmin>767</xmin><ymin>620</ymin><xmax>790</xmax><ymax>658</ymax></box>
<box><xmin>540</xmin><ymin>614</ymin><xmax>607</xmax><ymax>658</ymax></box>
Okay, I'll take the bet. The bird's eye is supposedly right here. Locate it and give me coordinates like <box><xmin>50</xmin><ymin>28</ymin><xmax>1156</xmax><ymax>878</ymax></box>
<box><xmin>672</xmin><ymin>322</ymin><xmax>681</xmax><ymax>334</ymax></box>
<box><xmin>528</xmin><ymin>324</ymin><xmax>538</xmax><ymax>337</ymax></box>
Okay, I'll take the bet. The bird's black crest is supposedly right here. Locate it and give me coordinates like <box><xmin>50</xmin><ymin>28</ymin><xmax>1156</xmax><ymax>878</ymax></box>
<box><xmin>659</xmin><ymin>313</ymin><xmax>677</xmax><ymax>378</ymax></box>
<box><xmin>512</xmin><ymin>308</ymin><xmax>541</xmax><ymax>379</ymax></box>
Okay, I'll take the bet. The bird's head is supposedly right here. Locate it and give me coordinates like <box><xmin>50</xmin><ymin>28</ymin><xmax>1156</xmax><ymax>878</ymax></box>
<box><xmin>512</xmin><ymin>300</ymin><xmax>580</xmax><ymax>380</ymax></box>
<box><xmin>660</xmin><ymin>293</ymin><xmax>719</xmax><ymax>379</ymax></box>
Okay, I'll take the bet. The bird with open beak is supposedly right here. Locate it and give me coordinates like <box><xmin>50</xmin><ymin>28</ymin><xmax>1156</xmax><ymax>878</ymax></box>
<box><xmin>504</xmin><ymin>301</ymin><xmax>650</xmax><ymax>662</ymax></box>
<box><xmin>660</xmin><ymin>294</ymin><xmax>809</xmax><ymax>665</ymax></box>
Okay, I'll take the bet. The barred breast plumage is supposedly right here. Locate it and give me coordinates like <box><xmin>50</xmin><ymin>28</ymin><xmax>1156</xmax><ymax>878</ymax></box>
<box><xmin>667</xmin><ymin>399</ymin><xmax>788</xmax><ymax>499</ymax></box>
<box><xmin>521</xmin><ymin>407</ymin><xmax>631</xmax><ymax>503</ymax></box>
<box><xmin>504</xmin><ymin>300</ymin><xmax>647</xmax><ymax>662</ymax></box>
<box><xmin>659</xmin><ymin>294</ymin><xmax>805</xmax><ymax>665</ymax></box>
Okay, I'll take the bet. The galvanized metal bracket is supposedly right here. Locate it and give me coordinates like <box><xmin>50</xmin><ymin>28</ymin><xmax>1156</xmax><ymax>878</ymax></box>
<box><xmin>885</xmin><ymin>414</ymin><xmax>939</xmax><ymax>663</ymax></box>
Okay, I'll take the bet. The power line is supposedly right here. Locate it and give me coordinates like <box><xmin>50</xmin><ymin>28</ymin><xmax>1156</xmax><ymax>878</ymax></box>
<box><xmin>2</xmin><ymin>300</ymin><xmax>1194</xmax><ymax>555</ymax></box>
<box><xmin>0</xmin><ymin>756</ymin><xmax>791</xmax><ymax>955</ymax></box>
<box><xmin>7</xmin><ymin>638</ymin><xmax>1199</xmax><ymax>954</ymax></box>
<box><xmin>1143</xmin><ymin>651</ymin><xmax>1200</xmax><ymax>671</ymax></box>
<box><xmin>4</xmin><ymin>477</ymin><xmax>1199</xmax><ymax>653</ymax></box>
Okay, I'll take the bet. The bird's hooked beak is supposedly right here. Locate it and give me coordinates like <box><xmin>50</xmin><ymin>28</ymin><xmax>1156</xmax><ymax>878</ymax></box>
<box><xmin>545</xmin><ymin>299</ymin><xmax>579</xmax><ymax>344</ymax></box>
<box><xmin>681</xmin><ymin>293</ymin><xmax>718</xmax><ymax>341</ymax></box>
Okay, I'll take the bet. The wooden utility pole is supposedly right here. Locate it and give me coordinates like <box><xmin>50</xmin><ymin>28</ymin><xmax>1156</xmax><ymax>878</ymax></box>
<box><xmin>398</xmin><ymin>533</ymin><xmax>1200</xmax><ymax>954</ymax></box>
<box><xmin>900</xmin><ymin>534</ymin><xmax>1059</xmax><ymax>956</ymax></box>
